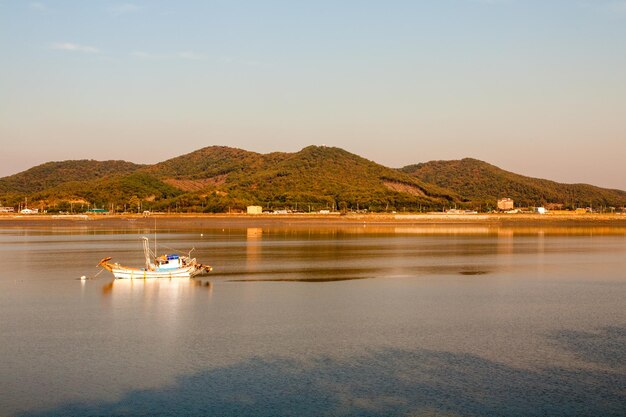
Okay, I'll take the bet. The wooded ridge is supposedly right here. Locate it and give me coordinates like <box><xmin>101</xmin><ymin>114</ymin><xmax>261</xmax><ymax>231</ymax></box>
<box><xmin>1</xmin><ymin>146</ymin><xmax>624</xmax><ymax>213</ymax></box>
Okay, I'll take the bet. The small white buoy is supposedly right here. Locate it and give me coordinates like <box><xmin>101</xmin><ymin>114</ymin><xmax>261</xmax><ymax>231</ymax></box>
<box><xmin>200</xmin><ymin>233</ymin><xmax>203</xmax><ymax>237</ymax></box>
<box><xmin>80</xmin><ymin>275</ymin><xmax>87</xmax><ymax>280</ymax></box>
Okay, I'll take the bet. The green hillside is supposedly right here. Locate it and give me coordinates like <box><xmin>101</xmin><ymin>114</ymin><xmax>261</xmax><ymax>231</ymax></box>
<box><xmin>0</xmin><ymin>146</ymin><xmax>457</xmax><ymax>213</ymax></box>
<box><xmin>145</xmin><ymin>146</ymin><xmax>286</xmax><ymax>179</ymax></box>
<box><xmin>0</xmin><ymin>160</ymin><xmax>142</xmax><ymax>194</ymax></box>
<box><xmin>0</xmin><ymin>160</ymin><xmax>181</xmax><ymax>211</ymax></box>
<box><xmin>33</xmin><ymin>172</ymin><xmax>182</xmax><ymax>207</ymax></box>
<box><xmin>2</xmin><ymin>148</ymin><xmax>624</xmax><ymax>213</ymax></box>
<box><xmin>401</xmin><ymin>158</ymin><xmax>626</xmax><ymax>209</ymax></box>
<box><xmin>147</xmin><ymin>145</ymin><xmax>456</xmax><ymax>212</ymax></box>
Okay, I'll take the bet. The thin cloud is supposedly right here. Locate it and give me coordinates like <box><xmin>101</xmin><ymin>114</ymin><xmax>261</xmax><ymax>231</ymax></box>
<box><xmin>578</xmin><ymin>0</ymin><xmax>626</xmax><ymax>15</ymax></box>
<box><xmin>606</xmin><ymin>0</ymin><xmax>626</xmax><ymax>13</ymax></box>
<box><xmin>51</xmin><ymin>42</ymin><xmax>100</xmax><ymax>53</ymax></box>
<box><xmin>132</xmin><ymin>50</ymin><xmax>264</xmax><ymax>65</ymax></box>
<box><xmin>239</xmin><ymin>59</ymin><xmax>269</xmax><ymax>68</ymax></box>
<box><xmin>29</xmin><ymin>2</ymin><xmax>48</xmax><ymax>12</ymax></box>
<box><xmin>218</xmin><ymin>55</ymin><xmax>270</xmax><ymax>69</ymax></box>
<box><xmin>109</xmin><ymin>3</ymin><xmax>141</xmax><ymax>16</ymax></box>
<box><xmin>178</xmin><ymin>51</ymin><xmax>207</xmax><ymax>61</ymax></box>
<box><xmin>131</xmin><ymin>51</ymin><xmax>168</xmax><ymax>60</ymax></box>
<box><xmin>131</xmin><ymin>50</ymin><xmax>209</xmax><ymax>62</ymax></box>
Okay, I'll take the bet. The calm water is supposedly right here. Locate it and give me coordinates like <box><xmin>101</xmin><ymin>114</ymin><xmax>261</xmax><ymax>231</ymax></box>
<box><xmin>0</xmin><ymin>224</ymin><xmax>625</xmax><ymax>416</ymax></box>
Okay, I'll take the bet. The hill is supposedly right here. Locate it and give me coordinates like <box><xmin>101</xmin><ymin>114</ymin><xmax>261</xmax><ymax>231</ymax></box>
<box><xmin>144</xmin><ymin>146</ymin><xmax>284</xmax><ymax>179</ymax></box>
<box><xmin>0</xmin><ymin>146</ymin><xmax>457</xmax><ymax>212</ymax></box>
<box><xmin>32</xmin><ymin>171</ymin><xmax>183</xmax><ymax>207</ymax></box>
<box><xmin>2</xmin><ymin>148</ymin><xmax>625</xmax><ymax>213</ymax></box>
<box><xmin>0</xmin><ymin>160</ymin><xmax>142</xmax><ymax>195</ymax></box>
<box><xmin>145</xmin><ymin>145</ymin><xmax>456</xmax><ymax>212</ymax></box>
<box><xmin>0</xmin><ymin>160</ymin><xmax>181</xmax><ymax>211</ymax></box>
<box><xmin>401</xmin><ymin>158</ymin><xmax>626</xmax><ymax>209</ymax></box>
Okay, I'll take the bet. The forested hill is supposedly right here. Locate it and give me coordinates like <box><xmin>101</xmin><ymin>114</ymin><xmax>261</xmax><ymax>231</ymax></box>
<box><xmin>145</xmin><ymin>145</ymin><xmax>457</xmax><ymax>211</ymax></box>
<box><xmin>0</xmin><ymin>146</ymin><xmax>457</xmax><ymax>212</ymax></box>
<box><xmin>1</xmin><ymin>148</ymin><xmax>625</xmax><ymax>213</ymax></box>
<box><xmin>401</xmin><ymin>158</ymin><xmax>626</xmax><ymax>209</ymax></box>
<box><xmin>0</xmin><ymin>160</ymin><xmax>142</xmax><ymax>194</ymax></box>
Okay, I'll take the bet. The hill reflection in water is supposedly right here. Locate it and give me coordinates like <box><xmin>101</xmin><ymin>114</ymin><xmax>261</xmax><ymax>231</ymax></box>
<box><xmin>19</xmin><ymin>327</ymin><xmax>626</xmax><ymax>417</ymax></box>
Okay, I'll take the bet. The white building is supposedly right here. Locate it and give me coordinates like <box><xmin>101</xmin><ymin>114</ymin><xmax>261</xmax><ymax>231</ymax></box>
<box><xmin>246</xmin><ymin>206</ymin><xmax>263</xmax><ymax>215</ymax></box>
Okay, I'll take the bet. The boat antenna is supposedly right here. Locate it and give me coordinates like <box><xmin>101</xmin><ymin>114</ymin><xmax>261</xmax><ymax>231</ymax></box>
<box><xmin>154</xmin><ymin>216</ymin><xmax>157</xmax><ymax>258</ymax></box>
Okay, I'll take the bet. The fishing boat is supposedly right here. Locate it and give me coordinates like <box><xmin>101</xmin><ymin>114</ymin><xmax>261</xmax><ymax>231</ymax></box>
<box><xmin>98</xmin><ymin>237</ymin><xmax>212</xmax><ymax>279</ymax></box>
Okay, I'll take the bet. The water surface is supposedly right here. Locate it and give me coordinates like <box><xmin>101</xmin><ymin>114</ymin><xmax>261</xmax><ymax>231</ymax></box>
<box><xmin>1</xmin><ymin>225</ymin><xmax>625</xmax><ymax>416</ymax></box>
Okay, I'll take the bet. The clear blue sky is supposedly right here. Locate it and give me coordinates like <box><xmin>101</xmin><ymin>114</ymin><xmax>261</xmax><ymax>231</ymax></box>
<box><xmin>1</xmin><ymin>1</ymin><xmax>625</xmax><ymax>189</ymax></box>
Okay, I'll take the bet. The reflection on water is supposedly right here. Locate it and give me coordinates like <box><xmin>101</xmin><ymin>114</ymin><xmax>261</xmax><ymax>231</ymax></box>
<box><xmin>246</xmin><ymin>227</ymin><xmax>262</xmax><ymax>275</ymax></box>
<box><xmin>3</xmin><ymin>223</ymin><xmax>626</xmax><ymax>238</ymax></box>
<box><xmin>18</xmin><ymin>340</ymin><xmax>626</xmax><ymax>417</ymax></box>
<box><xmin>395</xmin><ymin>225</ymin><xmax>626</xmax><ymax>236</ymax></box>
<box><xmin>0</xmin><ymin>225</ymin><xmax>625</xmax><ymax>416</ymax></box>
<box><xmin>459</xmin><ymin>270</ymin><xmax>490</xmax><ymax>276</ymax></box>
<box><xmin>246</xmin><ymin>227</ymin><xmax>263</xmax><ymax>238</ymax></box>
<box><xmin>202</xmin><ymin>225</ymin><xmax>625</xmax><ymax>283</ymax></box>
<box><xmin>228</xmin><ymin>276</ymin><xmax>373</xmax><ymax>283</ymax></box>
<box><xmin>395</xmin><ymin>226</ymin><xmax>492</xmax><ymax>235</ymax></box>
<box><xmin>102</xmin><ymin>277</ymin><xmax>212</xmax><ymax>297</ymax></box>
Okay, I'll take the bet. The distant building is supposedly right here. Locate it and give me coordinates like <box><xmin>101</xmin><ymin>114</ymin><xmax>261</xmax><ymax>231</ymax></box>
<box><xmin>247</xmin><ymin>205</ymin><xmax>263</xmax><ymax>215</ymax></box>
<box><xmin>533</xmin><ymin>207</ymin><xmax>546</xmax><ymax>214</ymax></box>
<box><xmin>0</xmin><ymin>207</ymin><xmax>15</xmax><ymax>213</ymax></box>
<box><xmin>497</xmin><ymin>198</ymin><xmax>514</xmax><ymax>211</ymax></box>
<box><xmin>20</xmin><ymin>208</ymin><xmax>39</xmax><ymax>214</ymax></box>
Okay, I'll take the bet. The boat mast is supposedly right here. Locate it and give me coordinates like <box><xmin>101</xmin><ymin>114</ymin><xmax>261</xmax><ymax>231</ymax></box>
<box><xmin>142</xmin><ymin>237</ymin><xmax>151</xmax><ymax>270</ymax></box>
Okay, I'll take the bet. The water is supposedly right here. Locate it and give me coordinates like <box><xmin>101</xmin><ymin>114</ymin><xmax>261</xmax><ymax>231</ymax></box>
<box><xmin>0</xmin><ymin>224</ymin><xmax>625</xmax><ymax>416</ymax></box>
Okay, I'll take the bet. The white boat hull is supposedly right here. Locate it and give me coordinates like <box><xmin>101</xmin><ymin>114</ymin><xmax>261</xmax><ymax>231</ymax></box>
<box><xmin>110</xmin><ymin>266</ymin><xmax>196</xmax><ymax>279</ymax></box>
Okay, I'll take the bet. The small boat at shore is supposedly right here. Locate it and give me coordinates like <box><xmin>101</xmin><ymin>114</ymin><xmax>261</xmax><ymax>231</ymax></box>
<box><xmin>98</xmin><ymin>237</ymin><xmax>212</xmax><ymax>279</ymax></box>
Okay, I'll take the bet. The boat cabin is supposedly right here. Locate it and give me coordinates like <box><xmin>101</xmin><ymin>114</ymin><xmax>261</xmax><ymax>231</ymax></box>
<box><xmin>155</xmin><ymin>254</ymin><xmax>183</xmax><ymax>270</ymax></box>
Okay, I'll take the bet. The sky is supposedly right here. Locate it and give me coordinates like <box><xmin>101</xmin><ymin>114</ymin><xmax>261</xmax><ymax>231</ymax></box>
<box><xmin>1</xmin><ymin>0</ymin><xmax>625</xmax><ymax>189</ymax></box>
